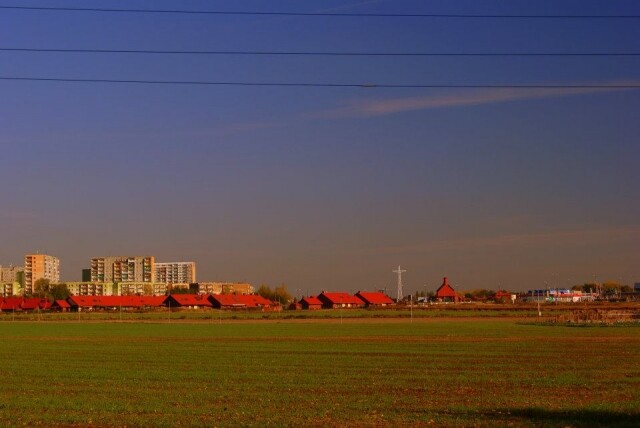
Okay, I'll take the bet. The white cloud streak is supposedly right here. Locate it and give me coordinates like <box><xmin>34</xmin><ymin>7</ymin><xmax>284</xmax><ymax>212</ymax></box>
<box><xmin>312</xmin><ymin>81</ymin><xmax>639</xmax><ymax>119</ymax></box>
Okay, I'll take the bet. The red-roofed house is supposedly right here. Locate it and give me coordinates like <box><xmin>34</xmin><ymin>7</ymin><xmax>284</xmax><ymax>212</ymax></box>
<box><xmin>52</xmin><ymin>300</ymin><xmax>71</xmax><ymax>312</ymax></box>
<box><xmin>67</xmin><ymin>295</ymin><xmax>166</xmax><ymax>311</ymax></box>
<box><xmin>208</xmin><ymin>294</ymin><xmax>274</xmax><ymax>310</ymax></box>
<box><xmin>355</xmin><ymin>291</ymin><xmax>394</xmax><ymax>307</ymax></box>
<box><xmin>300</xmin><ymin>296</ymin><xmax>323</xmax><ymax>310</ymax></box>
<box><xmin>435</xmin><ymin>277</ymin><xmax>462</xmax><ymax>303</ymax></box>
<box><xmin>493</xmin><ymin>290</ymin><xmax>515</xmax><ymax>302</ymax></box>
<box><xmin>164</xmin><ymin>294</ymin><xmax>212</xmax><ymax>309</ymax></box>
<box><xmin>67</xmin><ymin>296</ymin><xmax>108</xmax><ymax>310</ymax></box>
<box><xmin>317</xmin><ymin>292</ymin><xmax>365</xmax><ymax>309</ymax></box>
<box><xmin>20</xmin><ymin>298</ymin><xmax>48</xmax><ymax>311</ymax></box>
<box><xmin>0</xmin><ymin>297</ymin><xmax>23</xmax><ymax>311</ymax></box>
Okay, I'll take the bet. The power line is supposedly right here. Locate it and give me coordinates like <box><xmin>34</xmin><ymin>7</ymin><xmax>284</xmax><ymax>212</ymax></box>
<box><xmin>1</xmin><ymin>76</ymin><xmax>639</xmax><ymax>89</ymax></box>
<box><xmin>0</xmin><ymin>6</ymin><xmax>638</xmax><ymax>19</ymax></box>
<box><xmin>2</xmin><ymin>48</ymin><xmax>639</xmax><ymax>57</ymax></box>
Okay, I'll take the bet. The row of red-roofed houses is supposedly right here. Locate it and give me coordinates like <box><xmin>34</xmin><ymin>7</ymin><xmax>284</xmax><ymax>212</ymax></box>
<box><xmin>295</xmin><ymin>291</ymin><xmax>395</xmax><ymax>310</ymax></box>
<box><xmin>0</xmin><ymin>291</ymin><xmax>395</xmax><ymax>313</ymax></box>
<box><xmin>0</xmin><ymin>297</ymin><xmax>54</xmax><ymax>312</ymax></box>
<box><xmin>0</xmin><ymin>294</ymin><xmax>277</xmax><ymax>312</ymax></box>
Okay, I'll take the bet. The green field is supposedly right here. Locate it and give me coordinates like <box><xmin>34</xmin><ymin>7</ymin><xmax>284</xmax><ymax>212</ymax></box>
<box><xmin>0</xmin><ymin>320</ymin><xmax>638</xmax><ymax>427</ymax></box>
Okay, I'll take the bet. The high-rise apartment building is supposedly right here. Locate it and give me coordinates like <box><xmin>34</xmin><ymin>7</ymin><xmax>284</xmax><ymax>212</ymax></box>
<box><xmin>154</xmin><ymin>262</ymin><xmax>196</xmax><ymax>285</ymax></box>
<box><xmin>90</xmin><ymin>256</ymin><xmax>155</xmax><ymax>283</ymax></box>
<box><xmin>24</xmin><ymin>254</ymin><xmax>60</xmax><ymax>295</ymax></box>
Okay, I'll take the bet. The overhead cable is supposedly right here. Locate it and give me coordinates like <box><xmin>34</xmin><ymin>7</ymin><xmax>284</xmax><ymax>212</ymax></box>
<box><xmin>1</xmin><ymin>77</ymin><xmax>639</xmax><ymax>89</ymax></box>
<box><xmin>0</xmin><ymin>6</ymin><xmax>638</xmax><ymax>19</ymax></box>
<box><xmin>2</xmin><ymin>48</ymin><xmax>639</xmax><ymax>57</ymax></box>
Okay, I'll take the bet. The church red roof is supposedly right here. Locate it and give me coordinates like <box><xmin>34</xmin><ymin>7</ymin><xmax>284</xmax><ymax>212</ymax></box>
<box><xmin>435</xmin><ymin>277</ymin><xmax>462</xmax><ymax>298</ymax></box>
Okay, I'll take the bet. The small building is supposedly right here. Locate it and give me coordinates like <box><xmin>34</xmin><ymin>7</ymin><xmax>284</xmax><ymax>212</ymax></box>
<box><xmin>52</xmin><ymin>299</ymin><xmax>71</xmax><ymax>312</ymax></box>
<box><xmin>19</xmin><ymin>298</ymin><xmax>49</xmax><ymax>311</ymax></box>
<box><xmin>163</xmin><ymin>294</ymin><xmax>212</xmax><ymax>309</ymax></box>
<box><xmin>493</xmin><ymin>290</ymin><xmax>516</xmax><ymax>303</ymax></box>
<box><xmin>0</xmin><ymin>297</ymin><xmax>23</xmax><ymax>311</ymax></box>
<box><xmin>300</xmin><ymin>296</ymin><xmax>323</xmax><ymax>310</ymax></box>
<box><xmin>435</xmin><ymin>277</ymin><xmax>462</xmax><ymax>303</ymax></box>
<box><xmin>355</xmin><ymin>291</ymin><xmax>394</xmax><ymax>307</ymax></box>
<box><xmin>208</xmin><ymin>294</ymin><xmax>273</xmax><ymax>310</ymax></box>
<box><xmin>67</xmin><ymin>295</ymin><xmax>166</xmax><ymax>311</ymax></box>
<box><xmin>317</xmin><ymin>292</ymin><xmax>365</xmax><ymax>309</ymax></box>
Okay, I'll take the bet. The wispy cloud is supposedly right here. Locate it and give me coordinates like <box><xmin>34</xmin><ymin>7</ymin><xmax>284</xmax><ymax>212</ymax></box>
<box><xmin>365</xmin><ymin>225</ymin><xmax>640</xmax><ymax>255</ymax></box>
<box><xmin>312</xmin><ymin>80</ymin><xmax>639</xmax><ymax>119</ymax></box>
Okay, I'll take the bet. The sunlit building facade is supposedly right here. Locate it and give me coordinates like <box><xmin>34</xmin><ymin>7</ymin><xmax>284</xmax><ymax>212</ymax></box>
<box><xmin>24</xmin><ymin>254</ymin><xmax>60</xmax><ymax>295</ymax></box>
<box><xmin>154</xmin><ymin>262</ymin><xmax>196</xmax><ymax>285</ymax></box>
<box><xmin>90</xmin><ymin>256</ymin><xmax>155</xmax><ymax>283</ymax></box>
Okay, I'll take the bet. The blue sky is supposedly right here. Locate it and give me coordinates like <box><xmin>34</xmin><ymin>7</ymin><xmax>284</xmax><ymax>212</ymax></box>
<box><xmin>1</xmin><ymin>0</ymin><xmax>639</xmax><ymax>293</ymax></box>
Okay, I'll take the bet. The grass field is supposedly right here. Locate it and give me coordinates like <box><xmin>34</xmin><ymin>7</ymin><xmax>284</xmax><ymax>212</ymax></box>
<box><xmin>0</xmin><ymin>305</ymin><xmax>571</xmax><ymax>322</ymax></box>
<box><xmin>0</xmin><ymin>319</ymin><xmax>638</xmax><ymax>427</ymax></box>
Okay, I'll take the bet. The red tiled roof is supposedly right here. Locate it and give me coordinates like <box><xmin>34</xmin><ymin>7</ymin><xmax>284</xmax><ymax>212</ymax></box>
<box><xmin>494</xmin><ymin>291</ymin><xmax>512</xmax><ymax>299</ymax></box>
<box><xmin>0</xmin><ymin>297</ymin><xmax>24</xmax><ymax>311</ymax></box>
<box><xmin>355</xmin><ymin>291</ymin><xmax>394</xmax><ymax>305</ymax></box>
<box><xmin>209</xmin><ymin>294</ymin><xmax>273</xmax><ymax>308</ymax></box>
<box><xmin>318</xmin><ymin>292</ymin><xmax>365</xmax><ymax>305</ymax></box>
<box><xmin>20</xmin><ymin>298</ymin><xmax>47</xmax><ymax>310</ymax></box>
<box><xmin>300</xmin><ymin>296</ymin><xmax>322</xmax><ymax>306</ymax></box>
<box><xmin>165</xmin><ymin>294</ymin><xmax>212</xmax><ymax>307</ymax></box>
<box><xmin>240</xmin><ymin>294</ymin><xmax>273</xmax><ymax>307</ymax></box>
<box><xmin>53</xmin><ymin>300</ymin><xmax>71</xmax><ymax>309</ymax></box>
<box><xmin>134</xmin><ymin>296</ymin><xmax>166</xmax><ymax>307</ymax></box>
<box><xmin>68</xmin><ymin>295</ymin><xmax>166</xmax><ymax>308</ymax></box>
<box><xmin>435</xmin><ymin>277</ymin><xmax>462</xmax><ymax>298</ymax></box>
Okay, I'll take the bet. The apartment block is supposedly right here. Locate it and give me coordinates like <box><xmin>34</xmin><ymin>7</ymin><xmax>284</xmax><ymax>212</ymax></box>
<box><xmin>193</xmin><ymin>282</ymin><xmax>254</xmax><ymax>295</ymax></box>
<box><xmin>154</xmin><ymin>262</ymin><xmax>196</xmax><ymax>285</ymax></box>
<box><xmin>0</xmin><ymin>282</ymin><xmax>21</xmax><ymax>297</ymax></box>
<box><xmin>90</xmin><ymin>256</ymin><xmax>155</xmax><ymax>283</ymax></box>
<box><xmin>66</xmin><ymin>281</ymin><xmax>167</xmax><ymax>297</ymax></box>
<box><xmin>24</xmin><ymin>254</ymin><xmax>60</xmax><ymax>295</ymax></box>
<box><xmin>118</xmin><ymin>282</ymin><xmax>168</xmax><ymax>297</ymax></box>
<box><xmin>66</xmin><ymin>282</ymin><xmax>114</xmax><ymax>297</ymax></box>
<box><xmin>0</xmin><ymin>265</ymin><xmax>23</xmax><ymax>283</ymax></box>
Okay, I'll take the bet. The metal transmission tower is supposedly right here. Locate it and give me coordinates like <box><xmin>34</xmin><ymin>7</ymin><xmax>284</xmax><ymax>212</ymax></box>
<box><xmin>393</xmin><ymin>265</ymin><xmax>406</xmax><ymax>301</ymax></box>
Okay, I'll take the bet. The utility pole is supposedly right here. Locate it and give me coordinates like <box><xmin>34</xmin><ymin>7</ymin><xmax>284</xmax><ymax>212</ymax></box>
<box><xmin>393</xmin><ymin>265</ymin><xmax>406</xmax><ymax>301</ymax></box>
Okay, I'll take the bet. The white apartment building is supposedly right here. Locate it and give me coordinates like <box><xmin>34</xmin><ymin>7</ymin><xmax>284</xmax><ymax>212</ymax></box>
<box><xmin>90</xmin><ymin>256</ymin><xmax>155</xmax><ymax>283</ymax></box>
<box><xmin>154</xmin><ymin>262</ymin><xmax>196</xmax><ymax>285</ymax></box>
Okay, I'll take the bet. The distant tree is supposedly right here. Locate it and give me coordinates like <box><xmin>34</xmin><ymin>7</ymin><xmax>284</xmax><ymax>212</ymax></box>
<box><xmin>273</xmin><ymin>283</ymin><xmax>293</xmax><ymax>304</ymax></box>
<box><xmin>170</xmin><ymin>286</ymin><xmax>192</xmax><ymax>294</ymax></box>
<box><xmin>49</xmin><ymin>283</ymin><xmax>71</xmax><ymax>301</ymax></box>
<box><xmin>32</xmin><ymin>278</ymin><xmax>51</xmax><ymax>298</ymax></box>
<box><xmin>463</xmin><ymin>289</ymin><xmax>494</xmax><ymax>302</ymax></box>
<box><xmin>602</xmin><ymin>281</ymin><xmax>622</xmax><ymax>297</ymax></box>
<box><xmin>621</xmin><ymin>285</ymin><xmax>632</xmax><ymax>293</ymax></box>
<box><xmin>257</xmin><ymin>285</ymin><xmax>274</xmax><ymax>300</ymax></box>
